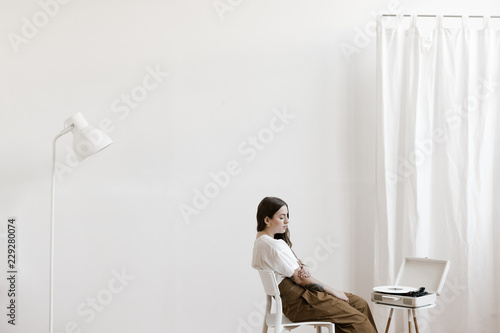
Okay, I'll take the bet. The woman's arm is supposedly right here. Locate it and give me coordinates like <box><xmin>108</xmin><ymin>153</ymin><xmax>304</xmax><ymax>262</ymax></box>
<box><xmin>290</xmin><ymin>267</ymin><xmax>349</xmax><ymax>302</ymax></box>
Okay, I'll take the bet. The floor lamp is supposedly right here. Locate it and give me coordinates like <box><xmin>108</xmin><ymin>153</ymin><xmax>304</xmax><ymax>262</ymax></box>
<box><xmin>50</xmin><ymin>112</ymin><xmax>112</xmax><ymax>333</ymax></box>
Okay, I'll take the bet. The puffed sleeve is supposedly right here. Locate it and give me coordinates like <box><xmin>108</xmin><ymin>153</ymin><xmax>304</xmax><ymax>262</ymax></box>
<box><xmin>269</xmin><ymin>241</ymin><xmax>300</xmax><ymax>278</ymax></box>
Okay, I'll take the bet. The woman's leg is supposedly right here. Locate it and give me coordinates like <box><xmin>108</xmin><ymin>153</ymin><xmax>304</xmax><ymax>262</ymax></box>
<box><xmin>314</xmin><ymin>295</ymin><xmax>376</xmax><ymax>333</ymax></box>
<box><xmin>344</xmin><ymin>293</ymin><xmax>378</xmax><ymax>332</ymax></box>
<box><xmin>279</xmin><ymin>279</ymin><xmax>377</xmax><ymax>333</ymax></box>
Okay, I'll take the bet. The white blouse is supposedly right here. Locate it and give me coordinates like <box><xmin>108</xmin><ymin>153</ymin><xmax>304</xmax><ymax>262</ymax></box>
<box><xmin>252</xmin><ymin>235</ymin><xmax>300</xmax><ymax>283</ymax></box>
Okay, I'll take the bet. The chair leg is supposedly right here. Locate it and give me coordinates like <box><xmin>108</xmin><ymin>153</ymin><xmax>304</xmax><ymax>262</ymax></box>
<box><xmin>315</xmin><ymin>324</ymin><xmax>334</xmax><ymax>333</ymax></box>
<box><xmin>385</xmin><ymin>308</ymin><xmax>394</xmax><ymax>333</ymax></box>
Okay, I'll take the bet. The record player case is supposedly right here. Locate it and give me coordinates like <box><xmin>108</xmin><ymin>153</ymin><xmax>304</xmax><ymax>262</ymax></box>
<box><xmin>371</xmin><ymin>257</ymin><xmax>450</xmax><ymax>332</ymax></box>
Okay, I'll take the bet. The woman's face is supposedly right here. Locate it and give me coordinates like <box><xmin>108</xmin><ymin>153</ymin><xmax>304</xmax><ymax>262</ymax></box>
<box><xmin>266</xmin><ymin>205</ymin><xmax>289</xmax><ymax>234</ymax></box>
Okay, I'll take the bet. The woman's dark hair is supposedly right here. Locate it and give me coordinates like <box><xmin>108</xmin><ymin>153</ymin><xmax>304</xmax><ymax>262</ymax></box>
<box><xmin>256</xmin><ymin>197</ymin><xmax>293</xmax><ymax>248</ymax></box>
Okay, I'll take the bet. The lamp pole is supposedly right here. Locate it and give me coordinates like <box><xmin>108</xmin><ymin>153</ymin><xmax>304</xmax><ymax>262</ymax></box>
<box><xmin>49</xmin><ymin>114</ymin><xmax>111</xmax><ymax>333</ymax></box>
<box><xmin>50</xmin><ymin>124</ymin><xmax>74</xmax><ymax>333</ymax></box>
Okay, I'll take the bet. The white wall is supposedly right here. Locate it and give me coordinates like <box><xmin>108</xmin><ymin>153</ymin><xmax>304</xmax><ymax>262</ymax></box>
<box><xmin>1</xmin><ymin>0</ymin><xmax>499</xmax><ymax>332</ymax></box>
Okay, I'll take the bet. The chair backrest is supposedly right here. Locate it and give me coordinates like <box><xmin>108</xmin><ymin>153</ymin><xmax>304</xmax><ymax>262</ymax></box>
<box><xmin>259</xmin><ymin>270</ymin><xmax>281</xmax><ymax>297</ymax></box>
<box><xmin>258</xmin><ymin>270</ymin><xmax>284</xmax><ymax>332</ymax></box>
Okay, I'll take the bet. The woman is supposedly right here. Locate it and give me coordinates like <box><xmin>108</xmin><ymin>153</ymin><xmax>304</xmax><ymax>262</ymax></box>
<box><xmin>252</xmin><ymin>197</ymin><xmax>378</xmax><ymax>333</ymax></box>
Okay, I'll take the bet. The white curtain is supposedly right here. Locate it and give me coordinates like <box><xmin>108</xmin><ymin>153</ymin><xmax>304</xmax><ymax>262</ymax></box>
<box><xmin>375</xmin><ymin>15</ymin><xmax>500</xmax><ymax>332</ymax></box>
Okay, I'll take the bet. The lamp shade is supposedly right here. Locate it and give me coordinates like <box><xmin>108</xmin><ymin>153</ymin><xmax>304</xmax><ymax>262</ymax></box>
<box><xmin>64</xmin><ymin>112</ymin><xmax>113</xmax><ymax>161</ymax></box>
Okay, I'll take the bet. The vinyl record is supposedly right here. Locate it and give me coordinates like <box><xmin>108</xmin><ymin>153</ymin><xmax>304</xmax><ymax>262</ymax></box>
<box><xmin>373</xmin><ymin>286</ymin><xmax>418</xmax><ymax>294</ymax></box>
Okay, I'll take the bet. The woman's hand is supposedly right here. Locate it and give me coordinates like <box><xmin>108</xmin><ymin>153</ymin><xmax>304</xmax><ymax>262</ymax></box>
<box><xmin>297</xmin><ymin>263</ymin><xmax>311</xmax><ymax>279</ymax></box>
<box><xmin>332</xmin><ymin>290</ymin><xmax>349</xmax><ymax>302</ymax></box>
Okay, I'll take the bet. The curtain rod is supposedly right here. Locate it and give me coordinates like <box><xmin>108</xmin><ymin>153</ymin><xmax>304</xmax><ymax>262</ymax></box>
<box><xmin>382</xmin><ymin>14</ymin><xmax>500</xmax><ymax>18</ymax></box>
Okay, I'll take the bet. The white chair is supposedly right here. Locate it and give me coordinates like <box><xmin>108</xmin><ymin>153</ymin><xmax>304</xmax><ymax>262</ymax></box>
<box><xmin>258</xmin><ymin>270</ymin><xmax>334</xmax><ymax>333</ymax></box>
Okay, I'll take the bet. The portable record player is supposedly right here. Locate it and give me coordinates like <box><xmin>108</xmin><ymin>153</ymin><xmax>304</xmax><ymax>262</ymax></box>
<box><xmin>371</xmin><ymin>257</ymin><xmax>450</xmax><ymax>308</ymax></box>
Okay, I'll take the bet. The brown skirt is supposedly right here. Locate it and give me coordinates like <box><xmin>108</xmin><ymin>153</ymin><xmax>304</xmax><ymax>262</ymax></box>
<box><xmin>278</xmin><ymin>277</ymin><xmax>378</xmax><ymax>333</ymax></box>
